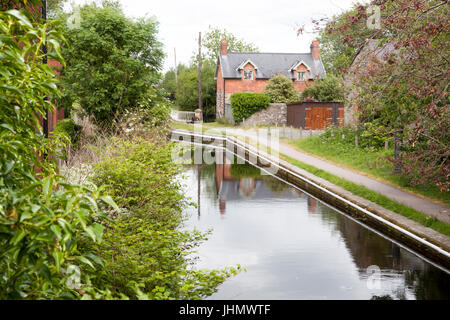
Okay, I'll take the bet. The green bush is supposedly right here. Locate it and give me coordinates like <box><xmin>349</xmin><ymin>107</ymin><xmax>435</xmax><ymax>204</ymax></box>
<box><xmin>230</xmin><ymin>92</ymin><xmax>270</xmax><ymax>123</ymax></box>
<box><xmin>0</xmin><ymin>9</ymin><xmax>116</xmax><ymax>299</ymax></box>
<box><xmin>54</xmin><ymin>119</ymin><xmax>83</xmax><ymax>148</ymax></box>
<box><xmin>301</xmin><ymin>75</ymin><xmax>344</xmax><ymax>102</ymax></box>
<box><xmin>89</xmin><ymin>137</ymin><xmax>240</xmax><ymax>299</ymax></box>
<box><xmin>60</xmin><ymin>5</ymin><xmax>164</xmax><ymax>124</ymax></box>
<box><xmin>139</xmin><ymin>95</ymin><xmax>172</xmax><ymax>128</ymax></box>
<box><xmin>264</xmin><ymin>74</ymin><xmax>299</xmax><ymax>103</ymax></box>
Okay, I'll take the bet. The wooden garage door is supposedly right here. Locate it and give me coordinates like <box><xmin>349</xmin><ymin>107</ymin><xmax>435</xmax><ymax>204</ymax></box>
<box><xmin>338</xmin><ymin>107</ymin><xmax>344</xmax><ymax>127</ymax></box>
<box><xmin>305</xmin><ymin>107</ymin><xmax>333</xmax><ymax>130</ymax></box>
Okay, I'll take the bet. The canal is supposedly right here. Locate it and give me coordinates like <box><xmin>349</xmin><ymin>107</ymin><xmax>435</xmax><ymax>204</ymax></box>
<box><xmin>180</xmin><ymin>162</ymin><xmax>450</xmax><ymax>300</ymax></box>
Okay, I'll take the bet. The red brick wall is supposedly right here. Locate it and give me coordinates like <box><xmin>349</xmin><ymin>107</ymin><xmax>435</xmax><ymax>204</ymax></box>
<box><xmin>221</xmin><ymin>62</ymin><xmax>314</xmax><ymax>95</ymax></box>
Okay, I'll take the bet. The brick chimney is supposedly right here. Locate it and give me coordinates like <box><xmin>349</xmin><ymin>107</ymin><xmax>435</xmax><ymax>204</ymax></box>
<box><xmin>220</xmin><ymin>38</ymin><xmax>228</xmax><ymax>56</ymax></box>
<box><xmin>310</xmin><ymin>40</ymin><xmax>319</xmax><ymax>60</ymax></box>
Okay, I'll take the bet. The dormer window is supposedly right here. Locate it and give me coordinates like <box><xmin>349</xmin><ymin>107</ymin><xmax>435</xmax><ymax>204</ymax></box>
<box><xmin>243</xmin><ymin>69</ymin><xmax>253</xmax><ymax>80</ymax></box>
<box><xmin>297</xmin><ymin>71</ymin><xmax>306</xmax><ymax>81</ymax></box>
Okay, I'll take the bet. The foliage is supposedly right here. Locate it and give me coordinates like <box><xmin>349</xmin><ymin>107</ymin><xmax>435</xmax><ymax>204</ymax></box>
<box><xmin>264</xmin><ymin>74</ymin><xmax>299</xmax><ymax>103</ymax></box>
<box><xmin>59</xmin><ymin>4</ymin><xmax>164</xmax><ymax>123</ymax></box>
<box><xmin>160</xmin><ymin>68</ymin><xmax>177</xmax><ymax>100</ymax></box>
<box><xmin>261</xmin><ymin>175</ymin><xmax>292</xmax><ymax>194</ymax></box>
<box><xmin>162</xmin><ymin>26</ymin><xmax>259</xmax><ymax>122</ymax></box>
<box><xmin>0</xmin><ymin>9</ymin><xmax>116</xmax><ymax>299</ymax></box>
<box><xmin>47</xmin><ymin>0</ymin><xmax>68</xmax><ymax>17</ymax></box>
<box><xmin>323</xmin><ymin>0</ymin><xmax>449</xmax><ymax>191</ymax></box>
<box><xmin>0</xmin><ymin>8</ymin><xmax>62</xmax><ymax>183</ymax></box>
<box><xmin>315</xmin><ymin>7</ymin><xmax>374</xmax><ymax>75</ymax></box>
<box><xmin>230</xmin><ymin>93</ymin><xmax>270</xmax><ymax>123</ymax></box>
<box><xmin>54</xmin><ymin>119</ymin><xmax>82</xmax><ymax>148</ymax></box>
<box><xmin>88</xmin><ymin>137</ymin><xmax>240</xmax><ymax>299</ymax></box>
<box><xmin>202</xmin><ymin>25</ymin><xmax>259</xmax><ymax>61</ymax></box>
<box><xmin>283</xmin><ymin>155</ymin><xmax>450</xmax><ymax>236</ymax></box>
<box><xmin>289</xmin><ymin>126</ymin><xmax>449</xmax><ymax>205</ymax></box>
<box><xmin>173</xmin><ymin>61</ymin><xmax>217</xmax><ymax>121</ymax></box>
<box><xmin>134</xmin><ymin>91</ymin><xmax>172</xmax><ymax>128</ymax></box>
<box><xmin>1</xmin><ymin>0</ymin><xmax>41</xmax><ymax>11</ymax></box>
<box><xmin>301</xmin><ymin>75</ymin><xmax>344</xmax><ymax>102</ymax></box>
<box><xmin>230</xmin><ymin>163</ymin><xmax>261</xmax><ymax>179</ymax></box>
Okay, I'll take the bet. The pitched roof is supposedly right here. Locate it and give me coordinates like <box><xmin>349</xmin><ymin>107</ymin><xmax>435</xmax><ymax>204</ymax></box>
<box><xmin>217</xmin><ymin>52</ymin><xmax>326</xmax><ymax>80</ymax></box>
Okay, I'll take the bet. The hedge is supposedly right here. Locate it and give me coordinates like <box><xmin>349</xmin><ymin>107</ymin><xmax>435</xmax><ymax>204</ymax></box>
<box><xmin>230</xmin><ymin>92</ymin><xmax>270</xmax><ymax>123</ymax></box>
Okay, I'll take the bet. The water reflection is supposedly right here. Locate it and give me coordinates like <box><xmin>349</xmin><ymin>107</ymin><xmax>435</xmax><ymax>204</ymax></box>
<box><xmin>182</xmin><ymin>163</ymin><xmax>450</xmax><ymax>300</ymax></box>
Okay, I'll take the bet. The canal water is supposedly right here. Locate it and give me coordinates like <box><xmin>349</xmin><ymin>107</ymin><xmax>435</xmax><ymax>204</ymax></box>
<box><xmin>181</xmin><ymin>163</ymin><xmax>450</xmax><ymax>300</ymax></box>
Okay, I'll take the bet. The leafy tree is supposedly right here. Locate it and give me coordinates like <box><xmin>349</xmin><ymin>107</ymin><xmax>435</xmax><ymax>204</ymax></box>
<box><xmin>175</xmin><ymin>66</ymin><xmax>198</xmax><ymax>110</ymax></box>
<box><xmin>316</xmin><ymin>7</ymin><xmax>374</xmax><ymax>75</ymax></box>
<box><xmin>160</xmin><ymin>68</ymin><xmax>176</xmax><ymax>100</ymax></box>
<box><xmin>202</xmin><ymin>25</ymin><xmax>259</xmax><ymax>61</ymax></box>
<box><xmin>264</xmin><ymin>74</ymin><xmax>299</xmax><ymax>103</ymax></box>
<box><xmin>163</xmin><ymin>26</ymin><xmax>258</xmax><ymax>121</ymax></box>
<box><xmin>323</xmin><ymin>0</ymin><xmax>449</xmax><ymax>190</ymax></box>
<box><xmin>301</xmin><ymin>75</ymin><xmax>344</xmax><ymax>102</ymax></box>
<box><xmin>174</xmin><ymin>61</ymin><xmax>217</xmax><ymax>121</ymax></box>
<box><xmin>47</xmin><ymin>0</ymin><xmax>67</xmax><ymax>17</ymax></box>
<box><xmin>59</xmin><ymin>4</ymin><xmax>164</xmax><ymax>123</ymax></box>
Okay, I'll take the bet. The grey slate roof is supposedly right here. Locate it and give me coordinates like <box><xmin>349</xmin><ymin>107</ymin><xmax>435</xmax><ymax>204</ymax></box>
<box><xmin>217</xmin><ymin>52</ymin><xmax>326</xmax><ymax>80</ymax></box>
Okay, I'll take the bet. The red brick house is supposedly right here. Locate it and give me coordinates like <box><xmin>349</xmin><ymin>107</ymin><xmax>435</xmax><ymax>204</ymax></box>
<box><xmin>215</xmin><ymin>39</ymin><xmax>326</xmax><ymax>120</ymax></box>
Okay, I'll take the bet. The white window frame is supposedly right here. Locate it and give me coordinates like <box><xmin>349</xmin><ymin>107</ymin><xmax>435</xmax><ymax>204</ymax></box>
<box><xmin>243</xmin><ymin>69</ymin><xmax>253</xmax><ymax>80</ymax></box>
<box><xmin>297</xmin><ymin>71</ymin><xmax>307</xmax><ymax>81</ymax></box>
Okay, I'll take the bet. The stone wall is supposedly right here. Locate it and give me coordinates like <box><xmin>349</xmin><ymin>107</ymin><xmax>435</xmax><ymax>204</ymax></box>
<box><xmin>241</xmin><ymin>103</ymin><xmax>287</xmax><ymax>126</ymax></box>
<box><xmin>216</xmin><ymin>89</ymin><xmax>224</xmax><ymax>118</ymax></box>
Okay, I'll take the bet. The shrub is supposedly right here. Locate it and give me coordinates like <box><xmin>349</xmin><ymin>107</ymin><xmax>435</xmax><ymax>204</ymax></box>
<box><xmin>264</xmin><ymin>74</ymin><xmax>299</xmax><ymax>103</ymax></box>
<box><xmin>230</xmin><ymin>93</ymin><xmax>270</xmax><ymax>123</ymax></box>
<box><xmin>301</xmin><ymin>75</ymin><xmax>344</xmax><ymax>102</ymax></box>
<box><xmin>88</xmin><ymin>136</ymin><xmax>240</xmax><ymax>299</ymax></box>
<box><xmin>0</xmin><ymin>9</ymin><xmax>117</xmax><ymax>299</ymax></box>
<box><xmin>54</xmin><ymin>118</ymin><xmax>83</xmax><ymax>148</ymax></box>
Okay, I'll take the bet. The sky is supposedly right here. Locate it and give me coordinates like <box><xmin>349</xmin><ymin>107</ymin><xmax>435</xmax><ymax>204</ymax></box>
<box><xmin>67</xmin><ymin>0</ymin><xmax>360</xmax><ymax>72</ymax></box>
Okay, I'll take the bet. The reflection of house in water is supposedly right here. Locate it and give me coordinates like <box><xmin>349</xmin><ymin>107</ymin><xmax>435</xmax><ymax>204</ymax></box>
<box><xmin>215</xmin><ymin>163</ymin><xmax>303</xmax><ymax>215</ymax></box>
<box><xmin>307</xmin><ymin>197</ymin><xmax>317</xmax><ymax>214</ymax></box>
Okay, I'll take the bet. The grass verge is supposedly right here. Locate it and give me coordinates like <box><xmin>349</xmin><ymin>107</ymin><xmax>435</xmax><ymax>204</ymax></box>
<box><xmin>286</xmin><ymin>134</ymin><xmax>449</xmax><ymax>206</ymax></box>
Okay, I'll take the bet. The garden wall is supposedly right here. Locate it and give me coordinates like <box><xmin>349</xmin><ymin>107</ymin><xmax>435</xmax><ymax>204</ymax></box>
<box><xmin>241</xmin><ymin>103</ymin><xmax>287</xmax><ymax>126</ymax></box>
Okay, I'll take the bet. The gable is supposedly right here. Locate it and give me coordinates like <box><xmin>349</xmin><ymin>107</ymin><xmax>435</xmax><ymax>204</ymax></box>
<box><xmin>237</xmin><ymin>59</ymin><xmax>258</xmax><ymax>70</ymax></box>
<box><xmin>289</xmin><ymin>60</ymin><xmax>311</xmax><ymax>72</ymax></box>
